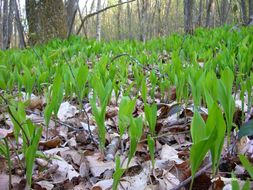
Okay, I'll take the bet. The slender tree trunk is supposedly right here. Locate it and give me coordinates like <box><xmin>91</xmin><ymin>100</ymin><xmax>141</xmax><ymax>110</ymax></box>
<box><xmin>184</xmin><ymin>0</ymin><xmax>194</xmax><ymax>34</ymax></box>
<box><xmin>198</xmin><ymin>0</ymin><xmax>203</xmax><ymax>26</ymax></box>
<box><xmin>127</xmin><ymin>3</ymin><xmax>132</xmax><ymax>39</ymax></box>
<box><xmin>13</xmin><ymin>0</ymin><xmax>25</xmax><ymax>48</ymax></box>
<box><xmin>96</xmin><ymin>0</ymin><xmax>102</xmax><ymax>41</ymax></box>
<box><xmin>117</xmin><ymin>0</ymin><xmax>122</xmax><ymax>40</ymax></box>
<box><xmin>249</xmin><ymin>0</ymin><xmax>253</xmax><ymax>20</ymax></box>
<box><xmin>0</xmin><ymin>0</ymin><xmax>2</xmax><ymax>47</ymax></box>
<box><xmin>164</xmin><ymin>0</ymin><xmax>171</xmax><ymax>35</ymax></box>
<box><xmin>206</xmin><ymin>0</ymin><xmax>215</xmax><ymax>27</ymax></box>
<box><xmin>241</xmin><ymin>0</ymin><xmax>247</xmax><ymax>25</ymax></box>
<box><xmin>2</xmin><ymin>0</ymin><xmax>9</xmax><ymax>49</ymax></box>
<box><xmin>66</xmin><ymin>0</ymin><xmax>78</xmax><ymax>35</ymax></box>
<box><xmin>7</xmin><ymin>0</ymin><xmax>14</xmax><ymax>47</ymax></box>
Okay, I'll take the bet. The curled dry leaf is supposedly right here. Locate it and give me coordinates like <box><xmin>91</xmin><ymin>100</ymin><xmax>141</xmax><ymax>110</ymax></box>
<box><xmin>79</xmin><ymin>162</ymin><xmax>89</xmax><ymax>178</ymax></box>
<box><xmin>157</xmin><ymin>172</ymin><xmax>180</xmax><ymax>190</ymax></box>
<box><xmin>60</xmin><ymin>150</ymin><xmax>82</xmax><ymax>166</ymax></box>
<box><xmin>34</xmin><ymin>180</ymin><xmax>54</xmax><ymax>190</ymax></box>
<box><xmin>39</xmin><ymin>136</ymin><xmax>61</xmax><ymax>148</ymax></box>
<box><xmin>120</xmin><ymin>163</ymin><xmax>150</xmax><ymax>190</ymax></box>
<box><xmin>160</xmin><ymin>144</ymin><xmax>183</xmax><ymax>164</ymax></box>
<box><xmin>91</xmin><ymin>179</ymin><xmax>113</xmax><ymax>190</ymax></box>
<box><xmin>0</xmin><ymin>128</ymin><xmax>13</xmax><ymax>139</ymax></box>
<box><xmin>51</xmin><ymin>155</ymin><xmax>79</xmax><ymax>183</ymax></box>
<box><xmin>57</xmin><ymin>102</ymin><xmax>78</xmax><ymax>122</ymax></box>
<box><xmin>86</xmin><ymin>153</ymin><xmax>115</xmax><ymax>177</ymax></box>
<box><xmin>27</xmin><ymin>96</ymin><xmax>43</xmax><ymax>110</ymax></box>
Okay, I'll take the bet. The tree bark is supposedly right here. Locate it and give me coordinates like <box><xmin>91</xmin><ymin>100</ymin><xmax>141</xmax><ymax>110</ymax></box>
<box><xmin>198</xmin><ymin>0</ymin><xmax>203</xmax><ymax>26</ymax></box>
<box><xmin>184</xmin><ymin>0</ymin><xmax>194</xmax><ymax>34</ymax></box>
<box><xmin>13</xmin><ymin>0</ymin><xmax>25</xmax><ymax>48</ymax></box>
<box><xmin>206</xmin><ymin>0</ymin><xmax>215</xmax><ymax>27</ymax></box>
<box><xmin>117</xmin><ymin>0</ymin><xmax>122</xmax><ymax>40</ymax></box>
<box><xmin>249</xmin><ymin>0</ymin><xmax>253</xmax><ymax>20</ymax></box>
<box><xmin>240</xmin><ymin>0</ymin><xmax>247</xmax><ymax>25</ymax></box>
<box><xmin>2</xmin><ymin>0</ymin><xmax>9</xmax><ymax>49</ymax></box>
<box><xmin>96</xmin><ymin>0</ymin><xmax>102</xmax><ymax>41</ymax></box>
<box><xmin>26</xmin><ymin>0</ymin><xmax>68</xmax><ymax>45</ymax></box>
<box><xmin>0</xmin><ymin>0</ymin><xmax>2</xmax><ymax>46</ymax></box>
<box><xmin>127</xmin><ymin>3</ymin><xmax>132</xmax><ymax>39</ymax></box>
<box><xmin>66</xmin><ymin>0</ymin><xmax>78</xmax><ymax>36</ymax></box>
<box><xmin>164</xmin><ymin>0</ymin><xmax>171</xmax><ymax>35</ymax></box>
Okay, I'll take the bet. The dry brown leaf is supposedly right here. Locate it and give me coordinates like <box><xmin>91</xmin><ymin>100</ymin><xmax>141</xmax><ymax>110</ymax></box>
<box><xmin>160</xmin><ymin>144</ymin><xmax>183</xmax><ymax>164</ymax></box>
<box><xmin>91</xmin><ymin>179</ymin><xmax>113</xmax><ymax>190</ymax></box>
<box><xmin>27</xmin><ymin>96</ymin><xmax>43</xmax><ymax>110</ymax></box>
<box><xmin>57</xmin><ymin>102</ymin><xmax>78</xmax><ymax>121</ymax></box>
<box><xmin>34</xmin><ymin>180</ymin><xmax>54</xmax><ymax>190</ymax></box>
<box><xmin>157</xmin><ymin>172</ymin><xmax>179</xmax><ymax>190</ymax></box>
<box><xmin>86</xmin><ymin>153</ymin><xmax>115</xmax><ymax>177</ymax></box>
<box><xmin>51</xmin><ymin>155</ymin><xmax>79</xmax><ymax>183</ymax></box>
<box><xmin>79</xmin><ymin>162</ymin><xmax>89</xmax><ymax>178</ymax></box>
<box><xmin>39</xmin><ymin>136</ymin><xmax>61</xmax><ymax>148</ymax></box>
<box><xmin>0</xmin><ymin>128</ymin><xmax>13</xmax><ymax>139</ymax></box>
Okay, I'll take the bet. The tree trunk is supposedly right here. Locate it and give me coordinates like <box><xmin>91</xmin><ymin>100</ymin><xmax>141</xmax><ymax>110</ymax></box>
<box><xmin>127</xmin><ymin>3</ymin><xmax>132</xmax><ymax>39</ymax></box>
<box><xmin>0</xmin><ymin>0</ymin><xmax>2</xmax><ymax>46</ymax></box>
<box><xmin>26</xmin><ymin>0</ymin><xmax>68</xmax><ymax>45</ymax></box>
<box><xmin>240</xmin><ymin>0</ymin><xmax>247</xmax><ymax>25</ymax></box>
<box><xmin>198</xmin><ymin>0</ymin><xmax>203</xmax><ymax>26</ymax></box>
<box><xmin>184</xmin><ymin>0</ymin><xmax>194</xmax><ymax>34</ymax></box>
<box><xmin>2</xmin><ymin>0</ymin><xmax>9</xmax><ymax>49</ymax></box>
<box><xmin>206</xmin><ymin>0</ymin><xmax>215</xmax><ymax>27</ymax></box>
<box><xmin>13</xmin><ymin>0</ymin><xmax>25</xmax><ymax>48</ymax></box>
<box><xmin>66</xmin><ymin>0</ymin><xmax>78</xmax><ymax>36</ymax></box>
<box><xmin>249</xmin><ymin>0</ymin><xmax>253</xmax><ymax>20</ymax></box>
<box><xmin>164</xmin><ymin>0</ymin><xmax>171</xmax><ymax>35</ymax></box>
<box><xmin>117</xmin><ymin>0</ymin><xmax>122</xmax><ymax>40</ymax></box>
<box><xmin>96</xmin><ymin>0</ymin><xmax>102</xmax><ymax>41</ymax></box>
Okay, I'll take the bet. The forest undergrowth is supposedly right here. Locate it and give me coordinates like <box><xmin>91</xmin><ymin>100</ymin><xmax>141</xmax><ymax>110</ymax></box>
<box><xmin>0</xmin><ymin>26</ymin><xmax>253</xmax><ymax>190</ymax></box>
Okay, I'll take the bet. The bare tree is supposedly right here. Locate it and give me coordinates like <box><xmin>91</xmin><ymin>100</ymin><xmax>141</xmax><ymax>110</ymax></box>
<box><xmin>184</xmin><ymin>0</ymin><xmax>194</xmax><ymax>34</ymax></box>
<box><xmin>96</xmin><ymin>0</ymin><xmax>102</xmax><ymax>41</ymax></box>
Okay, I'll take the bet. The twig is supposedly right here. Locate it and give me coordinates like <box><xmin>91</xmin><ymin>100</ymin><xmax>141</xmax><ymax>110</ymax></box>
<box><xmin>105</xmin><ymin>136</ymin><xmax>120</xmax><ymax>161</ymax></box>
<box><xmin>170</xmin><ymin>162</ymin><xmax>212</xmax><ymax>190</ymax></box>
<box><xmin>76</xmin><ymin>0</ymin><xmax>137</xmax><ymax>35</ymax></box>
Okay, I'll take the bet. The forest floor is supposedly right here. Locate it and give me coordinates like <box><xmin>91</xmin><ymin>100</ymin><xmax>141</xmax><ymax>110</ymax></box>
<box><xmin>0</xmin><ymin>26</ymin><xmax>253</xmax><ymax>190</ymax></box>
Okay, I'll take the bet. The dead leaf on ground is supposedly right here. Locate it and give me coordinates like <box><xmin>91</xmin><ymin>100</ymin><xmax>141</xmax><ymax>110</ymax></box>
<box><xmin>160</xmin><ymin>144</ymin><xmax>183</xmax><ymax>164</ymax></box>
<box><xmin>57</xmin><ymin>102</ymin><xmax>78</xmax><ymax>122</ymax></box>
<box><xmin>91</xmin><ymin>179</ymin><xmax>113</xmax><ymax>190</ymax></box>
<box><xmin>40</xmin><ymin>136</ymin><xmax>61</xmax><ymax>148</ymax></box>
<box><xmin>86</xmin><ymin>153</ymin><xmax>115</xmax><ymax>177</ymax></box>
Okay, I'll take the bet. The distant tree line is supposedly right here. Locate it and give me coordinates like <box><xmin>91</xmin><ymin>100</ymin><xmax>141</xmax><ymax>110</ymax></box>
<box><xmin>0</xmin><ymin>0</ymin><xmax>252</xmax><ymax>49</ymax></box>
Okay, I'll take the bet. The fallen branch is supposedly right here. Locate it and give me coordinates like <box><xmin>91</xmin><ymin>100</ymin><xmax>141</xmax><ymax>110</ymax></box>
<box><xmin>76</xmin><ymin>0</ymin><xmax>137</xmax><ymax>35</ymax></box>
